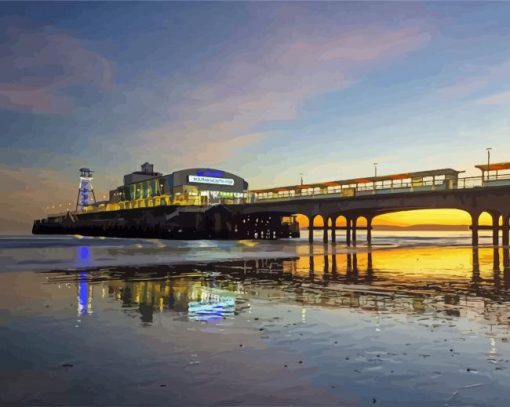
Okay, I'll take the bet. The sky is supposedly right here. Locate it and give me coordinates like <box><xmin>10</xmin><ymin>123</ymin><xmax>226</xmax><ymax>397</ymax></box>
<box><xmin>1</xmin><ymin>2</ymin><xmax>510</xmax><ymax>231</ymax></box>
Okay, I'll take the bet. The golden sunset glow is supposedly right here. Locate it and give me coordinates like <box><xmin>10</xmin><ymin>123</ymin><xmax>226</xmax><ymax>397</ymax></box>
<box><xmin>296</xmin><ymin>209</ymin><xmax>496</xmax><ymax>229</ymax></box>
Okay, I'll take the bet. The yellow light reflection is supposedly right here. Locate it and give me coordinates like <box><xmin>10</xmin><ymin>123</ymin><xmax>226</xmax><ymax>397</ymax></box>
<box><xmin>292</xmin><ymin>246</ymin><xmax>500</xmax><ymax>282</ymax></box>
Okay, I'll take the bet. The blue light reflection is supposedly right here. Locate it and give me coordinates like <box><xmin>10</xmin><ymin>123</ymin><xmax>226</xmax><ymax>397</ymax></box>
<box><xmin>75</xmin><ymin>245</ymin><xmax>92</xmax><ymax>268</ymax></box>
<box><xmin>78</xmin><ymin>271</ymin><xmax>89</xmax><ymax>315</ymax></box>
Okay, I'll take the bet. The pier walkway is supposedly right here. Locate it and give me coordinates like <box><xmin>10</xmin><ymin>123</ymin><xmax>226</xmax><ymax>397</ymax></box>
<box><xmin>230</xmin><ymin>163</ymin><xmax>510</xmax><ymax>246</ymax></box>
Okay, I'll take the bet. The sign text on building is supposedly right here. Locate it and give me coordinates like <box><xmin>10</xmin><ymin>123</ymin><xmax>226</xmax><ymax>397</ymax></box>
<box><xmin>188</xmin><ymin>175</ymin><xmax>234</xmax><ymax>186</ymax></box>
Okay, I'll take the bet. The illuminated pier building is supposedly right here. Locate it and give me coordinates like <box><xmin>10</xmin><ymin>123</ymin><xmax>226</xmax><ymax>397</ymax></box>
<box><xmin>91</xmin><ymin>163</ymin><xmax>248</xmax><ymax>212</ymax></box>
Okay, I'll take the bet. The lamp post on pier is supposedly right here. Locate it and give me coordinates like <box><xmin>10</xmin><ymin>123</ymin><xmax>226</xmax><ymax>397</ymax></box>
<box><xmin>486</xmin><ymin>147</ymin><xmax>492</xmax><ymax>181</ymax></box>
<box><xmin>373</xmin><ymin>162</ymin><xmax>378</xmax><ymax>178</ymax></box>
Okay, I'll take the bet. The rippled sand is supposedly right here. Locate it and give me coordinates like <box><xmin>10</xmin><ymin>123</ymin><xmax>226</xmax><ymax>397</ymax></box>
<box><xmin>1</xmin><ymin>233</ymin><xmax>510</xmax><ymax>406</ymax></box>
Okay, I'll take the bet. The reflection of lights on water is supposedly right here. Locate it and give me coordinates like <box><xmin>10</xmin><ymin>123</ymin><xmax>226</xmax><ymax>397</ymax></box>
<box><xmin>490</xmin><ymin>337</ymin><xmax>497</xmax><ymax>354</ymax></box>
<box><xmin>77</xmin><ymin>272</ymin><xmax>89</xmax><ymax>316</ymax></box>
<box><xmin>77</xmin><ymin>271</ymin><xmax>93</xmax><ymax>317</ymax></box>
<box><xmin>188</xmin><ymin>295</ymin><xmax>236</xmax><ymax>322</ymax></box>
<box><xmin>75</xmin><ymin>246</ymin><xmax>93</xmax><ymax>317</ymax></box>
<box><xmin>302</xmin><ymin>307</ymin><xmax>307</xmax><ymax>323</ymax></box>
<box><xmin>75</xmin><ymin>245</ymin><xmax>93</xmax><ymax>268</ymax></box>
<box><xmin>79</xmin><ymin>246</ymin><xmax>89</xmax><ymax>260</ymax></box>
<box><xmin>489</xmin><ymin>332</ymin><xmax>497</xmax><ymax>356</ymax></box>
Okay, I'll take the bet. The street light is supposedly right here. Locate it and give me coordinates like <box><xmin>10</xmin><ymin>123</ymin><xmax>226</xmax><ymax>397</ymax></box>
<box><xmin>300</xmin><ymin>173</ymin><xmax>304</xmax><ymax>186</ymax></box>
<box><xmin>373</xmin><ymin>163</ymin><xmax>378</xmax><ymax>178</ymax></box>
<box><xmin>486</xmin><ymin>147</ymin><xmax>492</xmax><ymax>181</ymax></box>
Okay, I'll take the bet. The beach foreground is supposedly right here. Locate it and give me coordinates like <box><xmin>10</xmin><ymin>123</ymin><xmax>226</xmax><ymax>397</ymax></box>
<box><xmin>1</xmin><ymin>233</ymin><xmax>510</xmax><ymax>406</ymax></box>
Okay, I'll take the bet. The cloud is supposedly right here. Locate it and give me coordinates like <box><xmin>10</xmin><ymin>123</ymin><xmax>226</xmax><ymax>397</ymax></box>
<box><xmin>476</xmin><ymin>89</ymin><xmax>510</xmax><ymax>105</ymax></box>
<box><xmin>438</xmin><ymin>78</ymin><xmax>490</xmax><ymax>99</ymax></box>
<box><xmin>0</xmin><ymin>166</ymin><xmax>77</xmax><ymax>232</ymax></box>
<box><xmin>130</xmin><ymin>23</ymin><xmax>429</xmax><ymax>167</ymax></box>
<box><xmin>438</xmin><ymin>59</ymin><xmax>510</xmax><ymax>100</ymax></box>
<box><xmin>0</xmin><ymin>16</ymin><xmax>113</xmax><ymax>114</ymax></box>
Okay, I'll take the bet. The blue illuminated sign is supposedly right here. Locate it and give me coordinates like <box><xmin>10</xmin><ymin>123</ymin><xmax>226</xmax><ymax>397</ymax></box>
<box><xmin>197</xmin><ymin>170</ymin><xmax>224</xmax><ymax>177</ymax></box>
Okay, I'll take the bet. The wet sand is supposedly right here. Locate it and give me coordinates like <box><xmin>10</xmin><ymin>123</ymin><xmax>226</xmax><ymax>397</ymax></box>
<box><xmin>1</xmin><ymin>234</ymin><xmax>510</xmax><ymax>406</ymax></box>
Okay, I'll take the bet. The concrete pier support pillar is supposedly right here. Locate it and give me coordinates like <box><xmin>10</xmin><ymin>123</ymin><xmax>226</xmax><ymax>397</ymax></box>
<box><xmin>309</xmin><ymin>244</ymin><xmax>315</xmax><ymax>276</ymax></box>
<box><xmin>366</xmin><ymin>216</ymin><xmax>373</xmax><ymax>246</ymax></box>
<box><xmin>308</xmin><ymin>215</ymin><xmax>314</xmax><ymax>243</ymax></box>
<box><xmin>471</xmin><ymin>213</ymin><xmax>479</xmax><ymax>246</ymax></box>
<box><xmin>493</xmin><ymin>247</ymin><xmax>502</xmax><ymax>289</ymax></box>
<box><xmin>493</xmin><ymin>226</ymin><xmax>499</xmax><ymax>247</ymax></box>
<box><xmin>346</xmin><ymin>218</ymin><xmax>352</xmax><ymax>246</ymax></box>
<box><xmin>366</xmin><ymin>252</ymin><xmax>374</xmax><ymax>281</ymax></box>
<box><xmin>492</xmin><ymin>213</ymin><xmax>500</xmax><ymax>247</ymax></box>
<box><xmin>323</xmin><ymin>216</ymin><xmax>328</xmax><ymax>244</ymax></box>
<box><xmin>503</xmin><ymin>247</ymin><xmax>510</xmax><ymax>290</ymax></box>
<box><xmin>493</xmin><ymin>247</ymin><xmax>500</xmax><ymax>270</ymax></box>
<box><xmin>502</xmin><ymin>214</ymin><xmax>509</xmax><ymax>247</ymax></box>
<box><xmin>352</xmin><ymin>217</ymin><xmax>357</xmax><ymax>247</ymax></box>
<box><xmin>472</xmin><ymin>246</ymin><xmax>480</xmax><ymax>283</ymax></box>
<box><xmin>331</xmin><ymin>216</ymin><xmax>336</xmax><ymax>243</ymax></box>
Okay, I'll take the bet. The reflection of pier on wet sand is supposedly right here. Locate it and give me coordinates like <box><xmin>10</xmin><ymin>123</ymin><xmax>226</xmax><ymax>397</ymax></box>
<box><xmin>44</xmin><ymin>245</ymin><xmax>510</xmax><ymax>327</ymax></box>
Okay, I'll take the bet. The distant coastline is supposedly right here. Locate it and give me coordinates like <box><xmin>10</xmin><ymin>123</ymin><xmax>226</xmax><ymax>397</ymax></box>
<box><xmin>374</xmin><ymin>224</ymin><xmax>470</xmax><ymax>231</ymax></box>
<box><xmin>307</xmin><ymin>224</ymin><xmax>470</xmax><ymax>231</ymax></box>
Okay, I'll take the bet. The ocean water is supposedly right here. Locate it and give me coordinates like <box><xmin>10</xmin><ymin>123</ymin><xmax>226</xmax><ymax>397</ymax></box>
<box><xmin>1</xmin><ymin>231</ymin><xmax>510</xmax><ymax>406</ymax></box>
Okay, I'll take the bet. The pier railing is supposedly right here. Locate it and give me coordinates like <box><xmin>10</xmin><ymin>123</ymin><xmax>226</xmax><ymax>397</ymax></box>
<box><xmin>248</xmin><ymin>173</ymin><xmax>510</xmax><ymax>203</ymax></box>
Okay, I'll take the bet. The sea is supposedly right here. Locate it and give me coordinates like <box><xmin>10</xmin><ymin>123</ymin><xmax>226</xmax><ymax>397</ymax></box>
<box><xmin>1</xmin><ymin>230</ymin><xmax>510</xmax><ymax>406</ymax></box>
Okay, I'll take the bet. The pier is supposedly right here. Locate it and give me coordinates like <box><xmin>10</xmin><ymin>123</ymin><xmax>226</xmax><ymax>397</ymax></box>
<box><xmin>229</xmin><ymin>164</ymin><xmax>510</xmax><ymax>246</ymax></box>
<box><xmin>230</xmin><ymin>185</ymin><xmax>510</xmax><ymax>246</ymax></box>
<box><xmin>35</xmin><ymin>162</ymin><xmax>510</xmax><ymax>245</ymax></box>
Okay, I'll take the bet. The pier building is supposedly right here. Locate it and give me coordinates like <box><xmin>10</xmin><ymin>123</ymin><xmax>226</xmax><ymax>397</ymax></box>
<box><xmin>95</xmin><ymin>164</ymin><xmax>249</xmax><ymax>212</ymax></box>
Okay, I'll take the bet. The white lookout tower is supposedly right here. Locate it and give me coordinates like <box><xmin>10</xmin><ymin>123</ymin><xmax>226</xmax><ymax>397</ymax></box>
<box><xmin>76</xmin><ymin>168</ymin><xmax>96</xmax><ymax>211</ymax></box>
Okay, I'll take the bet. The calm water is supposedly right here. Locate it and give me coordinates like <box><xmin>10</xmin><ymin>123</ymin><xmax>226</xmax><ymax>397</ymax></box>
<box><xmin>1</xmin><ymin>231</ymin><xmax>510</xmax><ymax>406</ymax></box>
